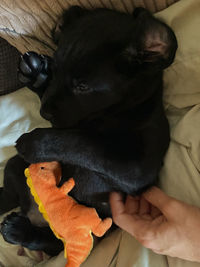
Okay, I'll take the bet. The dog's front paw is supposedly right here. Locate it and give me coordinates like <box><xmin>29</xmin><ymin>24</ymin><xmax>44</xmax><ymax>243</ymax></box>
<box><xmin>15</xmin><ymin>130</ymin><xmax>41</xmax><ymax>163</ymax></box>
<box><xmin>0</xmin><ymin>212</ymin><xmax>32</xmax><ymax>245</ymax></box>
<box><xmin>18</xmin><ymin>51</ymin><xmax>51</xmax><ymax>89</ymax></box>
<box><xmin>15</xmin><ymin>128</ymin><xmax>53</xmax><ymax>163</ymax></box>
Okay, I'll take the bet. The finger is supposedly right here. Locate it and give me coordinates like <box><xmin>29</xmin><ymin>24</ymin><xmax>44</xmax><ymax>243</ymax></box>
<box><xmin>139</xmin><ymin>196</ymin><xmax>150</xmax><ymax>215</ymax></box>
<box><xmin>111</xmin><ymin>211</ymin><xmax>152</xmax><ymax>238</ymax></box>
<box><xmin>109</xmin><ymin>192</ymin><xmax>126</xmax><ymax>217</ymax></box>
<box><xmin>110</xmin><ymin>193</ymin><xmax>153</xmax><ymax>237</ymax></box>
<box><xmin>142</xmin><ymin>187</ymin><xmax>173</xmax><ymax>215</ymax></box>
<box><xmin>125</xmin><ymin>195</ymin><xmax>140</xmax><ymax>214</ymax></box>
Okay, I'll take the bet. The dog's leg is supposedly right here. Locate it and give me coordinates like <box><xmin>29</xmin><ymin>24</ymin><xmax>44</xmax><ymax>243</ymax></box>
<box><xmin>16</xmin><ymin>126</ymin><xmax>169</xmax><ymax>195</ymax></box>
<box><xmin>18</xmin><ymin>52</ymin><xmax>52</xmax><ymax>98</ymax></box>
<box><xmin>0</xmin><ymin>187</ymin><xmax>19</xmax><ymax>215</ymax></box>
<box><xmin>0</xmin><ymin>212</ymin><xmax>63</xmax><ymax>256</ymax></box>
<box><xmin>0</xmin><ymin>155</ymin><xmax>29</xmax><ymax>215</ymax></box>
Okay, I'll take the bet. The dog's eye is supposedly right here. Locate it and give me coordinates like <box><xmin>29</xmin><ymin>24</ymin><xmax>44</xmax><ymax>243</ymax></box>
<box><xmin>72</xmin><ymin>79</ymin><xmax>91</xmax><ymax>94</ymax></box>
<box><xmin>76</xmin><ymin>83</ymin><xmax>89</xmax><ymax>92</ymax></box>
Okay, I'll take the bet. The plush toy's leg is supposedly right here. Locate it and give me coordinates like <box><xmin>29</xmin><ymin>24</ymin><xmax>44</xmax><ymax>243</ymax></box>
<box><xmin>0</xmin><ymin>212</ymin><xmax>63</xmax><ymax>256</ymax></box>
<box><xmin>92</xmin><ymin>217</ymin><xmax>112</xmax><ymax>237</ymax></box>
<box><xmin>59</xmin><ymin>178</ymin><xmax>75</xmax><ymax>195</ymax></box>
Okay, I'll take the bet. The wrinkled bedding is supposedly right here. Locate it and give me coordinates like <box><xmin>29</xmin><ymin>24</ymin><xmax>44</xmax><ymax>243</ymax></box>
<box><xmin>1</xmin><ymin>0</ymin><xmax>200</xmax><ymax>266</ymax></box>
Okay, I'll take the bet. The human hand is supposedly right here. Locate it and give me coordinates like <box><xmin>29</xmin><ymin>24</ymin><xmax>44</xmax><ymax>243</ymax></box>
<box><xmin>110</xmin><ymin>187</ymin><xmax>200</xmax><ymax>262</ymax></box>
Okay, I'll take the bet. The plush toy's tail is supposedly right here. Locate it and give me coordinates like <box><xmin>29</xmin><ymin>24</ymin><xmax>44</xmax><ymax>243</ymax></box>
<box><xmin>65</xmin><ymin>234</ymin><xmax>93</xmax><ymax>267</ymax></box>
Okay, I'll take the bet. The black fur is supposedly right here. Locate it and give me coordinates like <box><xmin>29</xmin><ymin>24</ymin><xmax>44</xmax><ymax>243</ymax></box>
<box><xmin>0</xmin><ymin>6</ymin><xmax>177</xmax><ymax>255</ymax></box>
<box><xmin>0</xmin><ymin>212</ymin><xmax>63</xmax><ymax>255</ymax></box>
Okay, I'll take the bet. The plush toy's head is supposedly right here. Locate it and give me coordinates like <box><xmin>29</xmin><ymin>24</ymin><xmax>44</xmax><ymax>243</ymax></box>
<box><xmin>27</xmin><ymin>161</ymin><xmax>62</xmax><ymax>186</ymax></box>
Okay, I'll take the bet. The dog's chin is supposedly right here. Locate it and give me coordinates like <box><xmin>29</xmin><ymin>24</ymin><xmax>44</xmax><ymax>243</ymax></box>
<box><xmin>50</xmin><ymin>122</ymin><xmax>69</xmax><ymax>129</ymax></box>
<box><xmin>49</xmin><ymin>116</ymin><xmax>95</xmax><ymax>130</ymax></box>
<box><xmin>50</xmin><ymin>120</ymin><xmax>80</xmax><ymax>129</ymax></box>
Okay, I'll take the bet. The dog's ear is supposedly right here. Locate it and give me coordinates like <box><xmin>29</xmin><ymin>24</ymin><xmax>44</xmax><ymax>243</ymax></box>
<box><xmin>118</xmin><ymin>8</ymin><xmax>177</xmax><ymax>73</ymax></box>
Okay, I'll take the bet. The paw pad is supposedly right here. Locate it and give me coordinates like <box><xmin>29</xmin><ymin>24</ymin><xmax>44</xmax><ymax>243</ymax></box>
<box><xmin>18</xmin><ymin>51</ymin><xmax>51</xmax><ymax>89</ymax></box>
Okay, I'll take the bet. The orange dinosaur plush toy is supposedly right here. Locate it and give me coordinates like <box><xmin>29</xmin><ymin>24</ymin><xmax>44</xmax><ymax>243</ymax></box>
<box><xmin>24</xmin><ymin>161</ymin><xmax>112</xmax><ymax>267</ymax></box>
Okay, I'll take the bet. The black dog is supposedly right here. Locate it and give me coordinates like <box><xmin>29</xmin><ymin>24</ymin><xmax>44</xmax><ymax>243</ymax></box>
<box><xmin>0</xmin><ymin>6</ymin><xmax>177</xmax><ymax>256</ymax></box>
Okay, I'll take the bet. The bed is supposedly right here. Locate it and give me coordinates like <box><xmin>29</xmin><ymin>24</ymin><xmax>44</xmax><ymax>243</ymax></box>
<box><xmin>1</xmin><ymin>0</ymin><xmax>200</xmax><ymax>266</ymax></box>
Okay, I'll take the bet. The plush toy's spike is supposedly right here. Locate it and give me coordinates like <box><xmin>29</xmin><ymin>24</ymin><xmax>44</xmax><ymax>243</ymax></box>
<box><xmin>24</xmin><ymin>161</ymin><xmax>112</xmax><ymax>267</ymax></box>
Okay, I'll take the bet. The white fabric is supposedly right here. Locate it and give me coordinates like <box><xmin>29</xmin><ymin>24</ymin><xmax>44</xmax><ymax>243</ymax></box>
<box><xmin>0</xmin><ymin>87</ymin><xmax>50</xmax><ymax>187</ymax></box>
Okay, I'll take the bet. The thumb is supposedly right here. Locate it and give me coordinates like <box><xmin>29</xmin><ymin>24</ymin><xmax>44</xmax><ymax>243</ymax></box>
<box><xmin>142</xmin><ymin>186</ymin><xmax>174</xmax><ymax>215</ymax></box>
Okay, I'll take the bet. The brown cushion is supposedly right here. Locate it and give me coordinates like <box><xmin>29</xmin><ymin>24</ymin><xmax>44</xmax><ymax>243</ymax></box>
<box><xmin>80</xmin><ymin>0</ymin><xmax>179</xmax><ymax>13</ymax></box>
<box><xmin>0</xmin><ymin>37</ymin><xmax>23</xmax><ymax>96</ymax></box>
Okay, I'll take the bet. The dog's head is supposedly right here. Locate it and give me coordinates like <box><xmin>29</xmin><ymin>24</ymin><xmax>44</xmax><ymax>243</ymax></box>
<box><xmin>40</xmin><ymin>7</ymin><xmax>177</xmax><ymax>130</ymax></box>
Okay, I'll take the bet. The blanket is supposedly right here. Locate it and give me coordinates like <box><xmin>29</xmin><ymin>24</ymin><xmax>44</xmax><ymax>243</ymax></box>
<box><xmin>1</xmin><ymin>0</ymin><xmax>200</xmax><ymax>266</ymax></box>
